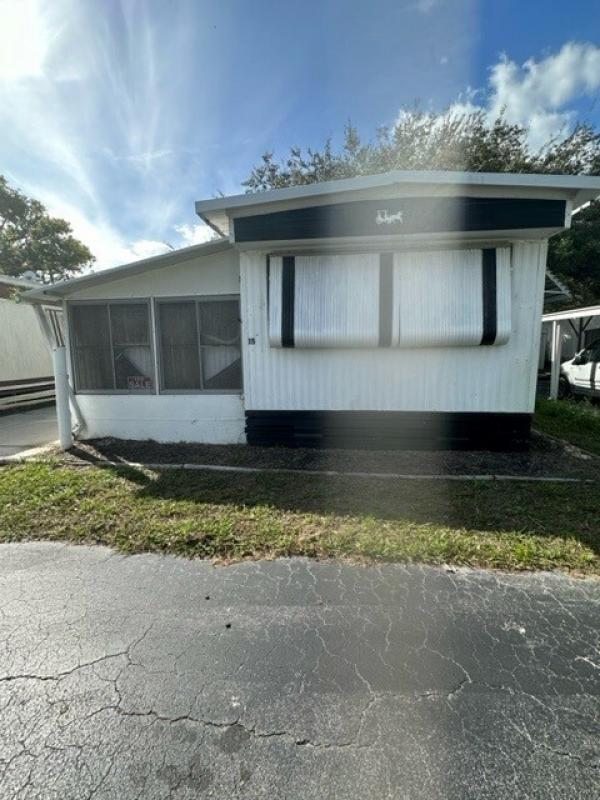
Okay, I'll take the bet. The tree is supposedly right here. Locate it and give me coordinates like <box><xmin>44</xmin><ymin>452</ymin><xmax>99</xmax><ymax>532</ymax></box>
<box><xmin>0</xmin><ymin>176</ymin><xmax>94</xmax><ymax>283</ymax></box>
<box><xmin>243</xmin><ymin>109</ymin><xmax>600</xmax><ymax>302</ymax></box>
<box><xmin>243</xmin><ymin>111</ymin><xmax>600</xmax><ymax>191</ymax></box>
<box><xmin>548</xmin><ymin>200</ymin><xmax>600</xmax><ymax>305</ymax></box>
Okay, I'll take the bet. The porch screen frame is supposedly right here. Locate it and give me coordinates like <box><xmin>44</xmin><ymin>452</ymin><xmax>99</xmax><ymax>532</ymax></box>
<box><xmin>154</xmin><ymin>294</ymin><xmax>243</xmax><ymax>395</ymax></box>
<box><xmin>67</xmin><ymin>298</ymin><xmax>156</xmax><ymax>395</ymax></box>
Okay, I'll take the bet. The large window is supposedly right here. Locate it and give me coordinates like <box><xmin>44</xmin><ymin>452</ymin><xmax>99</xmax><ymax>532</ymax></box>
<box><xmin>157</xmin><ymin>297</ymin><xmax>242</xmax><ymax>392</ymax></box>
<box><xmin>70</xmin><ymin>301</ymin><xmax>155</xmax><ymax>392</ymax></box>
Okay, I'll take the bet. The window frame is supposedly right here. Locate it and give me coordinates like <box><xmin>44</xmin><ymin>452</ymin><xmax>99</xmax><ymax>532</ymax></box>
<box><xmin>67</xmin><ymin>298</ymin><xmax>157</xmax><ymax>395</ymax></box>
<box><xmin>154</xmin><ymin>294</ymin><xmax>243</xmax><ymax>395</ymax></box>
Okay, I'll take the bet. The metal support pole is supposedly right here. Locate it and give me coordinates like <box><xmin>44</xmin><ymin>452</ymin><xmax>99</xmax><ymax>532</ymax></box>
<box><xmin>53</xmin><ymin>346</ymin><xmax>73</xmax><ymax>450</ymax></box>
<box><xmin>549</xmin><ymin>320</ymin><xmax>563</xmax><ymax>400</ymax></box>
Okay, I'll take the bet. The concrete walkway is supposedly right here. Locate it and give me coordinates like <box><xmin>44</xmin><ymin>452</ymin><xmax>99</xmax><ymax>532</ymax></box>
<box><xmin>0</xmin><ymin>544</ymin><xmax>598</xmax><ymax>798</ymax></box>
<box><xmin>0</xmin><ymin>404</ymin><xmax>57</xmax><ymax>456</ymax></box>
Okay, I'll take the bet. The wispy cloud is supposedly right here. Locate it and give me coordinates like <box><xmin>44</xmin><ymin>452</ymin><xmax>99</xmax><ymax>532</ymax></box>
<box><xmin>0</xmin><ymin>0</ymin><xmax>222</xmax><ymax>270</ymax></box>
<box><xmin>413</xmin><ymin>0</ymin><xmax>439</xmax><ymax>14</ymax></box>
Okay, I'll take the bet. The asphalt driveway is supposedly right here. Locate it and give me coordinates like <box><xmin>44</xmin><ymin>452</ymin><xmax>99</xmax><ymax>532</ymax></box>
<box><xmin>0</xmin><ymin>404</ymin><xmax>57</xmax><ymax>457</ymax></box>
<box><xmin>0</xmin><ymin>545</ymin><xmax>598</xmax><ymax>799</ymax></box>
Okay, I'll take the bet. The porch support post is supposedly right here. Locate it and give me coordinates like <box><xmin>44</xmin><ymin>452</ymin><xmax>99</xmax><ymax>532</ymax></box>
<box><xmin>53</xmin><ymin>346</ymin><xmax>73</xmax><ymax>450</ymax></box>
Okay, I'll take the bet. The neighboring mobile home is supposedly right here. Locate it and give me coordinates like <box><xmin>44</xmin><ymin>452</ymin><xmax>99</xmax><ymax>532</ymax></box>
<box><xmin>0</xmin><ymin>274</ymin><xmax>60</xmax><ymax>411</ymax></box>
<box><xmin>24</xmin><ymin>170</ymin><xmax>600</xmax><ymax>449</ymax></box>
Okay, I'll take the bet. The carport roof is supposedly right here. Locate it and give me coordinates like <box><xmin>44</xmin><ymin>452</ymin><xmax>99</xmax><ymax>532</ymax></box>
<box><xmin>543</xmin><ymin>304</ymin><xmax>600</xmax><ymax>322</ymax></box>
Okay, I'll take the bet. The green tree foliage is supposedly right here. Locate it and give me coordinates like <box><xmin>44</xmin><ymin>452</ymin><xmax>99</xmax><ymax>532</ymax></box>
<box><xmin>548</xmin><ymin>200</ymin><xmax>600</xmax><ymax>304</ymax></box>
<box><xmin>243</xmin><ymin>109</ymin><xmax>600</xmax><ymax>302</ymax></box>
<box><xmin>0</xmin><ymin>176</ymin><xmax>94</xmax><ymax>283</ymax></box>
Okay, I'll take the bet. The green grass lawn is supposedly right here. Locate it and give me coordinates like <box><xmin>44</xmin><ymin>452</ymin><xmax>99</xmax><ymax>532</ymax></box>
<box><xmin>0</xmin><ymin>461</ymin><xmax>598</xmax><ymax>574</ymax></box>
<box><xmin>535</xmin><ymin>398</ymin><xmax>600</xmax><ymax>455</ymax></box>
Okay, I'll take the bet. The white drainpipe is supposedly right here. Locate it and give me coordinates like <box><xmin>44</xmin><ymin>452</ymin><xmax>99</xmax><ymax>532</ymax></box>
<box><xmin>53</xmin><ymin>346</ymin><xmax>73</xmax><ymax>450</ymax></box>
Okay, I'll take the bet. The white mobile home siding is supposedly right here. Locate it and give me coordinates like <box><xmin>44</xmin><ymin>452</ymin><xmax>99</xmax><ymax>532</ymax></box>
<box><xmin>240</xmin><ymin>241</ymin><xmax>547</xmax><ymax>414</ymax></box>
<box><xmin>0</xmin><ymin>296</ymin><xmax>53</xmax><ymax>383</ymax></box>
<box><xmin>67</xmin><ymin>248</ymin><xmax>245</xmax><ymax>444</ymax></box>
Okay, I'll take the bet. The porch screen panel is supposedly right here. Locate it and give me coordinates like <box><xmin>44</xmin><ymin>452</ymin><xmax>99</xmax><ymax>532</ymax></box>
<box><xmin>158</xmin><ymin>302</ymin><xmax>201</xmax><ymax>390</ymax></box>
<box><xmin>268</xmin><ymin>254</ymin><xmax>380</xmax><ymax>347</ymax></box>
<box><xmin>110</xmin><ymin>304</ymin><xmax>154</xmax><ymax>390</ymax></box>
<box><xmin>198</xmin><ymin>300</ymin><xmax>242</xmax><ymax>390</ymax></box>
<box><xmin>71</xmin><ymin>304</ymin><xmax>113</xmax><ymax>390</ymax></box>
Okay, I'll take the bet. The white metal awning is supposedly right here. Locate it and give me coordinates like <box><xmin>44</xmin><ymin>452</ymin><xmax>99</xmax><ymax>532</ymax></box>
<box><xmin>542</xmin><ymin>305</ymin><xmax>600</xmax><ymax>399</ymax></box>
<box><xmin>542</xmin><ymin>304</ymin><xmax>600</xmax><ymax>323</ymax></box>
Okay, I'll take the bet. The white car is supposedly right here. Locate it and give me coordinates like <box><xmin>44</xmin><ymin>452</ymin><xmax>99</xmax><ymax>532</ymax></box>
<box><xmin>559</xmin><ymin>339</ymin><xmax>600</xmax><ymax>398</ymax></box>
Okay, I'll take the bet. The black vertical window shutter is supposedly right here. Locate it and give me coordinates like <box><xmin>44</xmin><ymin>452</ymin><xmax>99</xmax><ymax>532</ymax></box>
<box><xmin>480</xmin><ymin>248</ymin><xmax>497</xmax><ymax>345</ymax></box>
<box><xmin>281</xmin><ymin>256</ymin><xmax>295</xmax><ymax>348</ymax></box>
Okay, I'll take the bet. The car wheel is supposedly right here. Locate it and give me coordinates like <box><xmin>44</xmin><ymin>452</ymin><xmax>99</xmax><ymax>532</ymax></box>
<box><xmin>558</xmin><ymin>377</ymin><xmax>572</xmax><ymax>399</ymax></box>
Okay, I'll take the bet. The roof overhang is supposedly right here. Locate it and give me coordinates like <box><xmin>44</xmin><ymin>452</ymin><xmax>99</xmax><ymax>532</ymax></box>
<box><xmin>196</xmin><ymin>170</ymin><xmax>600</xmax><ymax>245</ymax></box>
<box><xmin>0</xmin><ymin>274</ymin><xmax>42</xmax><ymax>289</ymax></box>
<box><xmin>20</xmin><ymin>239</ymin><xmax>232</xmax><ymax>303</ymax></box>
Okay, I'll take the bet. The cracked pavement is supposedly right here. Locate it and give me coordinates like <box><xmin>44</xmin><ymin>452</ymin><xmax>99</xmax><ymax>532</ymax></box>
<box><xmin>0</xmin><ymin>544</ymin><xmax>598</xmax><ymax>798</ymax></box>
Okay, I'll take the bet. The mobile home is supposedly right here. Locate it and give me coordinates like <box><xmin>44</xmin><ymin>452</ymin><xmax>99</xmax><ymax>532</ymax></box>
<box><xmin>0</xmin><ymin>274</ymin><xmax>60</xmax><ymax>411</ymax></box>
<box><xmin>24</xmin><ymin>170</ymin><xmax>600</xmax><ymax>449</ymax></box>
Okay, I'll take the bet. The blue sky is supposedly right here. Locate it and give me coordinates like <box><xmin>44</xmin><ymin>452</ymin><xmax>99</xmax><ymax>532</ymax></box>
<box><xmin>1</xmin><ymin>0</ymin><xmax>600</xmax><ymax>270</ymax></box>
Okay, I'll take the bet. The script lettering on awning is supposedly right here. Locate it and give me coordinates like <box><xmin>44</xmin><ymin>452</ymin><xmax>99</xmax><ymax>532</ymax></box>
<box><xmin>375</xmin><ymin>209</ymin><xmax>404</xmax><ymax>226</ymax></box>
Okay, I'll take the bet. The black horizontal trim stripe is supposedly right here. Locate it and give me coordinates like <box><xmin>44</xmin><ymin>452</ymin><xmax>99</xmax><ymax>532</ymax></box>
<box><xmin>234</xmin><ymin>197</ymin><xmax>566</xmax><ymax>242</ymax></box>
<box><xmin>245</xmin><ymin>411</ymin><xmax>531</xmax><ymax>451</ymax></box>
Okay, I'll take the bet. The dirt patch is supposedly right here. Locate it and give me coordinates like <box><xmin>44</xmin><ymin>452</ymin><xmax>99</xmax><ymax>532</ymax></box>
<box><xmin>56</xmin><ymin>431</ymin><xmax>600</xmax><ymax>480</ymax></box>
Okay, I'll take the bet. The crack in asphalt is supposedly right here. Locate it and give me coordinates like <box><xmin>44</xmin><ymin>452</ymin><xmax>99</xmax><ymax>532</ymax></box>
<box><xmin>0</xmin><ymin>546</ymin><xmax>599</xmax><ymax>798</ymax></box>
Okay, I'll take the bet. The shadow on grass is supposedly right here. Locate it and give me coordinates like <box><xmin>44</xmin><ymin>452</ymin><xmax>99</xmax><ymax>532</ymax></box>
<box><xmin>98</xmin><ymin>460</ymin><xmax>600</xmax><ymax>555</ymax></box>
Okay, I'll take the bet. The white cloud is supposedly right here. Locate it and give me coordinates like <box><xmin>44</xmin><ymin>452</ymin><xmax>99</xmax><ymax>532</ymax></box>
<box><xmin>9</xmin><ymin>181</ymin><xmax>169</xmax><ymax>271</ymax></box>
<box><xmin>487</xmin><ymin>43</ymin><xmax>600</xmax><ymax>148</ymax></box>
<box><xmin>414</xmin><ymin>0</ymin><xmax>439</xmax><ymax>14</ymax></box>
<box><xmin>174</xmin><ymin>223</ymin><xmax>215</xmax><ymax>247</ymax></box>
<box><xmin>110</xmin><ymin>148</ymin><xmax>174</xmax><ymax>171</ymax></box>
<box><xmin>127</xmin><ymin>240</ymin><xmax>172</xmax><ymax>261</ymax></box>
<box><xmin>0</xmin><ymin>0</ymin><xmax>51</xmax><ymax>80</ymax></box>
<box><xmin>396</xmin><ymin>42</ymin><xmax>600</xmax><ymax>151</ymax></box>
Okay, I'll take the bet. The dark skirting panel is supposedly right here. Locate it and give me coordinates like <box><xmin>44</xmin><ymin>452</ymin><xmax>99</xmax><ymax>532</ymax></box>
<box><xmin>245</xmin><ymin>410</ymin><xmax>532</xmax><ymax>451</ymax></box>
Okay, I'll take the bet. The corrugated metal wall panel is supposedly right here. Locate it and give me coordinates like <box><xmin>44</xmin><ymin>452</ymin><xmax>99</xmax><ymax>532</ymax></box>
<box><xmin>0</xmin><ymin>297</ymin><xmax>53</xmax><ymax>383</ymax></box>
<box><xmin>268</xmin><ymin>248</ymin><xmax>511</xmax><ymax>349</ymax></box>
<box><xmin>269</xmin><ymin>254</ymin><xmax>380</xmax><ymax>348</ymax></box>
<box><xmin>240</xmin><ymin>241</ymin><xmax>545</xmax><ymax>414</ymax></box>
<box><xmin>393</xmin><ymin>249</ymin><xmax>486</xmax><ymax>347</ymax></box>
<box><xmin>495</xmin><ymin>248</ymin><xmax>513</xmax><ymax>344</ymax></box>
